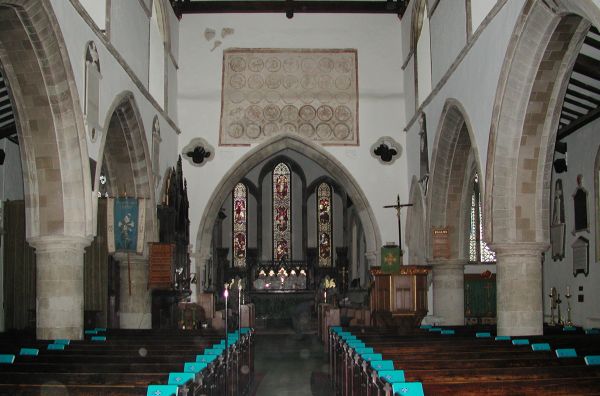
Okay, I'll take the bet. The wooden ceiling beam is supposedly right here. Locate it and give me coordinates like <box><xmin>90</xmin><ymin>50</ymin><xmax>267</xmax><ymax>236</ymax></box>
<box><xmin>565</xmin><ymin>88</ymin><xmax>600</xmax><ymax>106</ymax></box>
<box><xmin>563</xmin><ymin>96</ymin><xmax>595</xmax><ymax>112</ymax></box>
<box><xmin>557</xmin><ymin>105</ymin><xmax>600</xmax><ymax>140</ymax></box>
<box><xmin>559</xmin><ymin>113</ymin><xmax>577</xmax><ymax>122</ymax></box>
<box><xmin>569</xmin><ymin>78</ymin><xmax>600</xmax><ymax>97</ymax></box>
<box><xmin>562</xmin><ymin>106</ymin><xmax>587</xmax><ymax>118</ymax></box>
<box><xmin>171</xmin><ymin>1</ymin><xmax>408</xmax><ymax>16</ymax></box>
<box><xmin>573</xmin><ymin>53</ymin><xmax>600</xmax><ymax>81</ymax></box>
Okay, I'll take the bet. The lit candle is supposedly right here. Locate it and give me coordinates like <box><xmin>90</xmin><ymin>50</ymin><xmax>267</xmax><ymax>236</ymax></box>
<box><xmin>566</xmin><ymin>286</ymin><xmax>570</xmax><ymax>295</ymax></box>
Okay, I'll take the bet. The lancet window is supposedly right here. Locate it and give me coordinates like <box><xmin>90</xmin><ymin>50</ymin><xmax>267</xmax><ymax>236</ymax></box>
<box><xmin>318</xmin><ymin>182</ymin><xmax>333</xmax><ymax>267</ymax></box>
<box><xmin>273</xmin><ymin>163</ymin><xmax>291</xmax><ymax>261</ymax></box>
<box><xmin>469</xmin><ymin>174</ymin><xmax>496</xmax><ymax>264</ymax></box>
<box><xmin>233</xmin><ymin>182</ymin><xmax>247</xmax><ymax>267</ymax></box>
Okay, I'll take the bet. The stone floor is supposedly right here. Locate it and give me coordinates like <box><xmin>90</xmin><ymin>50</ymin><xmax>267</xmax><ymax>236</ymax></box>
<box><xmin>253</xmin><ymin>331</ymin><xmax>331</xmax><ymax>396</ymax></box>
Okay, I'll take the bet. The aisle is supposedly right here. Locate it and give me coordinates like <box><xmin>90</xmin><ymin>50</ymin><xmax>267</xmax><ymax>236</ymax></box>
<box><xmin>253</xmin><ymin>333</ymin><xmax>330</xmax><ymax>396</ymax></box>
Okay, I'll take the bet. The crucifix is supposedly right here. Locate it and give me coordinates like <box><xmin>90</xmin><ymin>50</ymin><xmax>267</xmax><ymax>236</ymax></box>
<box><xmin>383</xmin><ymin>194</ymin><xmax>413</xmax><ymax>257</ymax></box>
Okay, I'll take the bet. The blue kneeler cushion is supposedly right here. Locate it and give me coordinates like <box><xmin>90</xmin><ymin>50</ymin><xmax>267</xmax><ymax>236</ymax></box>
<box><xmin>555</xmin><ymin>348</ymin><xmax>577</xmax><ymax>358</ymax></box>
<box><xmin>584</xmin><ymin>356</ymin><xmax>600</xmax><ymax>365</ymax></box>
<box><xmin>476</xmin><ymin>332</ymin><xmax>491</xmax><ymax>338</ymax></box>
<box><xmin>370</xmin><ymin>360</ymin><xmax>394</xmax><ymax>371</ymax></box>
<box><xmin>196</xmin><ymin>354</ymin><xmax>218</xmax><ymax>364</ymax></box>
<box><xmin>495</xmin><ymin>336</ymin><xmax>510</xmax><ymax>341</ymax></box>
<box><xmin>19</xmin><ymin>348</ymin><xmax>39</xmax><ymax>356</ymax></box>
<box><xmin>392</xmin><ymin>382</ymin><xmax>424</xmax><ymax>396</ymax></box>
<box><xmin>48</xmin><ymin>344</ymin><xmax>65</xmax><ymax>350</ymax></box>
<box><xmin>184</xmin><ymin>362</ymin><xmax>207</xmax><ymax>373</ymax></box>
<box><xmin>0</xmin><ymin>354</ymin><xmax>15</xmax><ymax>364</ymax></box>
<box><xmin>531</xmin><ymin>343</ymin><xmax>551</xmax><ymax>351</ymax></box>
<box><xmin>147</xmin><ymin>384</ymin><xmax>178</xmax><ymax>396</ymax></box>
<box><xmin>378</xmin><ymin>370</ymin><xmax>405</xmax><ymax>383</ymax></box>
<box><xmin>512</xmin><ymin>339</ymin><xmax>529</xmax><ymax>345</ymax></box>
<box><xmin>168</xmin><ymin>372</ymin><xmax>195</xmax><ymax>385</ymax></box>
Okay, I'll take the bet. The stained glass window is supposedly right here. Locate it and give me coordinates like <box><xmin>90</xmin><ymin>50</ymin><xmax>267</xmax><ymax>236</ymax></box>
<box><xmin>318</xmin><ymin>183</ymin><xmax>333</xmax><ymax>267</ymax></box>
<box><xmin>469</xmin><ymin>174</ymin><xmax>496</xmax><ymax>264</ymax></box>
<box><xmin>233</xmin><ymin>182</ymin><xmax>247</xmax><ymax>267</ymax></box>
<box><xmin>273</xmin><ymin>163</ymin><xmax>291</xmax><ymax>261</ymax></box>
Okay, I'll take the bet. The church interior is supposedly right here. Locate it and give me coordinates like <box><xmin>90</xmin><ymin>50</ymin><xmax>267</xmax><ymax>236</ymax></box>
<box><xmin>1</xmin><ymin>0</ymin><xmax>600</xmax><ymax>394</ymax></box>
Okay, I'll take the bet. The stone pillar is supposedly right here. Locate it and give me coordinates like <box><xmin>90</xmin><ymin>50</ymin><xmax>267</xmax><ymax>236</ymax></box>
<box><xmin>430</xmin><ymin>258</ymin><xmax>466</xmax><ymax>326</ymax></box>
<box><xmin>115</xmin><ymin>253</ymin><xmax>151</xmax><ymax>329</ymax></box>
<box><xmin>29</xmin><ymin>236</ymin><xmax>91</xmax><ymax>340</ymax></box>
<box><xmin>491</xmin><ymin>242</ymin><xmax>548</xmax><ymax>336</ymax></box>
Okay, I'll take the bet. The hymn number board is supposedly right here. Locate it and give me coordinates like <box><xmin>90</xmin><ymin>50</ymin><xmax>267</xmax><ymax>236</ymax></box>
<box><xmin>149</xmin><ymin>243</ymin><xmax>175</xmax><ymax>289</ymax></box>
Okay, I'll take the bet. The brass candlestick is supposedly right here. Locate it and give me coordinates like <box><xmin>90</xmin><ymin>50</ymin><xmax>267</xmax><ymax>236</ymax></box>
<box><xmin>548</xmin><ymin>287</ymin><xmax>557</xmax><ymax>326</ymax></box>
<box><xmin>565</xmin><ymin>288</ymin><xmax>573</xmax><ymax>326</ymax></box>
<box><xmin>556</xmin><ymin>293</ymin><xmax>563</xmax><ymax>325</ymax></box>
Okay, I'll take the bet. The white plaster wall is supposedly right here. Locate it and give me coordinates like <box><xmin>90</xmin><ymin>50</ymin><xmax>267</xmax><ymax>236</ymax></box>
<box><xmin>429</xmin><ymin>0</ymin><xmax>467</xmax><ymax>86</ymax></box>
<box><xmin>109</xmin><ymin>0</ymin><xmax>150</xmax><ymax>86</ymax></box>
<box><xmin>178</xmin><ymin>14</ymin><xmax>407</xmax><ymax>258</ymax></box>
<box><xmin>470</xmin><ymin>0</ymin><xmax>498</xmax><ymax>33</ymax></box>
<box><xmin>544</xmin><ymin>117</ymin><xmax>600</xmax><ymax>327</ymax></box>
<box><xmin>405</xmin><ymin>1</ymin><xmax>523</xmax><ymax>196</ymax></box>
<box><xmin>149</xmin><ymin>10</ymin><xmax>165</xmax><ymax>108</ymax></box>
<box><xmin>167</xmin><ymin>4</ymin><xmax>180</xmax><ymax>64</ymax></box>
<box><xmin>49</xmin><ymin>1</ymin><xmax>180</xmax><ymax>212</ymax></box>
<box><xmin>77</xmin><ymin>0</ymin><xmax>106</xmax><ymax>30</ymax></box>
<box><xmin>167</xmin><ymin>59</ymin><xmax>179</xmax><ymax>121</ymax></box>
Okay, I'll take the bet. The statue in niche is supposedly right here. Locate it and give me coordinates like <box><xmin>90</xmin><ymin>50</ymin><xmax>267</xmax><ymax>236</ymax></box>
<box><xmin>418</xmin><ymin>113</ymin><xmax>429</xmax><ymax>194</ymax></box>
<box><xmin>551</xmin><ymin>179</ymin><xmax>566</xmax><ymax>260</ymax></box>
<box><xmin>573</xmin><ymin>174</ymin><xmax>589</xmax><ymax>233</ymax></box>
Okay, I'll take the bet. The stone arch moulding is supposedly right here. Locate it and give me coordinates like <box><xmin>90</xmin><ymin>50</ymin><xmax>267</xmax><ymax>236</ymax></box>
<box><xmin>195</xmin><ymin>133</ymin><xmax>383</xmax><ymax>281</ymax></box>
<box><xmin>0</xmin><ymin>0</ymin><xmax>93</xmax><ymax>241</ymax></box>
<box><xmin>405</xmin><ymin>175</ymin><xmax>427</xmax><ymax>264</ymax></box>
<box><xmin>485</xmin><ymin>0</ymin><xmax>598</xmax><ymax>244</ymax></box>
<box><xmin>96</xmin><ymin>91</ymin><xmax>157</xmax><ymax>244</ymax></box>
<box><xmin>427</xmin><ymin>98</ymin><xmax>481</xmax><ymax>259</ymax></box>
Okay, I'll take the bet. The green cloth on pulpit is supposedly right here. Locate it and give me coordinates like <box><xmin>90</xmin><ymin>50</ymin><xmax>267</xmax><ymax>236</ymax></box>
<box><xmin>381</xmin><ymin>246</ymin><xmax>401</xmax><ymax>273</ymax></box>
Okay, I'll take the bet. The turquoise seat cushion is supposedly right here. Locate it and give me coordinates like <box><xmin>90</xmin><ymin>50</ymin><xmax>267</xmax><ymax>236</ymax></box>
<box><xmin>441</xmin><ymin>330</ymin><xmax>455</xmax><ymax>335</ymax></box>
<box><xmin>512</xmin><ymin>339</ymin><xmax>529</xmax><ymax>345</ymax></box>
<box><xmin>370</xmin><ymin>360</ymin><xmax>394</xmax><ymax>371</ymax></box>
<box><xmin>203</xmin><ymin>348</ymin><xmax>222</xmax><ymax>355</ymax></box>
<box><xmin>531</xmin><ymin>343</ymin><xmax>551</xmax><ymax>351</ymax></box>
<box><xmin>563</xmin><ymin>326</ymin><xmax>576</xmax><ymax>331</ymax></box>
<box><xmin>94</xmin><ymin>328</ymin><xmax>107</xmax><ymax>332</ymax></box>
<box><xmin>378</xmin><ymin>370</ymin><xmax>405</xmax><ymax>383</ymax></box>
<box><xmin>54</xmin><ymin>339</ymin><xmax>70</xmax><ymax>345</ymax></box>
<box><xmin>212</xmin><ymin>344</ymin><xmax>226</xmax><ymax>351</ymax></box>
<box><xmin>240</xmin><ymin>327</ymin><xmax>251</xmax><ymax>334</ymax></box>
<box><xmin>196</xmin><ymin>354</ymin><xmax>218</xmax><ymax>363</ymax></box>
<box><xmin>0</xmin><ymin>354</ymin><xmax>15</xmax><ymax>364</ymax></box>
<box><xmin>19</xmin><ymin>348</ymin><xmax>39</xmax><ymax>356</ymax></box>
<box><xmin>585</xmin><ymin>328</ymin><xmax>600</xmax><ymax>335</ymax></box>
<box><xmin>184</xmin><ymin>362</ymin><xmax>207</xmax><ymax>373</ymax></box>
<box><xmin>48</xmin><ymin>344</ymin><xmax>65</xmax><ymax>350</ymax></box>
<box><xmin>341</xmin><ymin>334</ymin><xmax>357</xmax><ymax>341</ymax></box>
<box><xmin>348</xmin><ymin>342</ymin><xmax>366</xmax><ymax>350</ymax></box>
<box><xmin>355</xmin><ymin>347</ymin><xmax>374</xmax><ymax>355</ymax></box>
<box><xmin>428</xmin><ymin>327</ymin><xmax>442</xmax><ymax>332</ymax></box>
<box><xmin>476</xmin><ymin>332</ymin><xmax>491</xmax><ymax>338</ymax></box>
<box><xmin>147</xmin><ymin>384</ymin><xmax>178</xmax><ymax>396</ymax></box>
<box><xmin>168</xmin><ymin>372</ymin><xmax>195</xmax><ymax>385</ymax></box>
<box><xmin>362</xmin><ymin>353</ymin><xmax>383</xmax><ymax>362</ymax></box>
<box><xmin>330</xmin><ymin>326</ymin><xmax>343</xmax><ymax>333</ymax></box>
<box><xmin>495</xmin><ymin>336</ymin><xmax>510</xmax><ymax>341</ymax></box>
<box><xmin>584</xmin><ymin>355</ymin><xmax>600</xmax><ymax>365</ymax></box>
<box><xmin>555</xmin><ymin>348</ymin><xmax>577</xmax><ymax>358</ymax></box>
<box><xmin>84</xmin><ymin>330</ymin><xmax>98</xmax><ymax>335</ymax></box>
<box><xmin>419</xmin><ymin>324</ymin><xmax>432</xmax><ymax>329</ymax></box>
<box><xmin>391</xmin><ymin>382</ymin><xmax>424</xmax><ymax>395</ymax></box>
<box><xmin>91</xmin><ymin>335</ymin><xmax>106</xmax><ymax>341</ymax></box>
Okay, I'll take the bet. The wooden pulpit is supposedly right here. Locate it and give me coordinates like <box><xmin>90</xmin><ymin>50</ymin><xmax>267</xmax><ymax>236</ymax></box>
<box><xmin>370</xmin><ymin>265</ymin><xmax>430</xmax><ymax>331</ymax></box>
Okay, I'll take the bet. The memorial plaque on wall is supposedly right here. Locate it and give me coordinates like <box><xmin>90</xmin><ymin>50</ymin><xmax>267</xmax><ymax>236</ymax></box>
<box><xmin>220</xmin><ymin>48</ymin><xmax>358</xmax><ymax>146</ymax></box>
<box><xmin>432</xmin><ymin>228</ymin><xmax>450</xmax><ymax>259</ymax></box>
<box><xmin>572</xmin><ymin>236</ymin><xmax>589</xmax><ymax>277</ymax></box>
<box><xmin>149</xmin><ymin>243</ymin><xmax>175</xmax><ymax>289</ymax></box>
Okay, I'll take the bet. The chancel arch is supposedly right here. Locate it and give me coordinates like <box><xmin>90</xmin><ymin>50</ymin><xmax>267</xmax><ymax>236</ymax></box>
<box><xmin>195</xmin><ymin>134</ymin><xmax>382</xmax><ymax>295</ymax></box>
<box><xmin>0</xmin><ymin>0</ymin><xmax>92</xmax><ymax>340</ymax></box>
<box><xmin>486</xmin><ymin>0</ymin><xmax>600</xmax><ymax>336</ymax></box>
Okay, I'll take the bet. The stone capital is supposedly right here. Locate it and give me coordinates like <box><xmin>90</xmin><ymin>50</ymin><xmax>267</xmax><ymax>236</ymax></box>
<box><xmin>489</xmin><ymin>242</ymin><xmax>549</xmax><ymax>257</ymax></box>
<box><xmin>28</xmin><ymin>235</ymin><xmax>92</xmax><ymax>254</ymax></box>
<box><xmin>364</xmin><ymin>250</ymin><xmax>378</xmax><ymax>266</ymax></box>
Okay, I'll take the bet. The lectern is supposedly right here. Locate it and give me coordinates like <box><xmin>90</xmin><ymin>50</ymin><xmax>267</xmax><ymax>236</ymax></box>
<box><xmin>370</xmin><ymin>265</ymin><xmax>430</xmax><ymax>330</ymax></box>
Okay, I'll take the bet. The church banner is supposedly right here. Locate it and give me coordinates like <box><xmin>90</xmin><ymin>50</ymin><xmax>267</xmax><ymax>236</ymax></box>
<box><xmin>381</xmin><ymin>246</ymin><xmax>401</xmax><ymax>273</ymax></box>
<box><xmin>107</xmin><ymin>197</ymin><xmax>145</xmax><ymax>254</ymax></box>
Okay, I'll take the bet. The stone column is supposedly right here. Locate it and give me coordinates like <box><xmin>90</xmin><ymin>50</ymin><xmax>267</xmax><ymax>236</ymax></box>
<box><xmin>430</xmin><ymin>258</ymin><xmax>467</xmax><ymax>326</ymax></box>
<box><xmin>115</xmin><ymin>253</ymin><xmax>151</xmax><ymax>329</ymax></box>
<box><xmin>491</xmin><ymin>242</ymin><xmax>548</xmax><ymax>336</ymax></box>
<box><xmin>29</xmin><ymin>236</ymin><xmax>91</xmax><ymax>340</ymax></box>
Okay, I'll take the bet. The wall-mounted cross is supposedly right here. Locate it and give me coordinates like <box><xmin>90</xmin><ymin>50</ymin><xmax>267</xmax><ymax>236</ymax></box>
<box><xmin>383</xmin><ymin>194</ymin><xmax>413</xmax><ymax>256</ymax></box>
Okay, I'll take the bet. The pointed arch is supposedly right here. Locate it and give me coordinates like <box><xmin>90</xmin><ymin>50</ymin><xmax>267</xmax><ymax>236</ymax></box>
<box><xmin>0</xmin><ymin>0</ymin><xmax>92</xmax><ymax>240</ymax></box>
<box><xmin>195</xmin><ymin>133</ymin><xmax>382</xmax><ymax>274</ymax></box>
<box><xmin>485</xmin><ymin>0</ymin><xmax>597</xmax><ymax>244</ymax></box>
<box><xmin>406</xmin><ymin>176</ymin><xmax>427</xmax><ymax>264</ymax></box>
<box><xmin>96</xmin><ymin>92</ymin><xmax>157</xmax><ymax>243</ymax></box>
<box><xmin>428</xmin><ymin>99</ymin><xmax>481</xmax><ymax>259</ymax></box>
